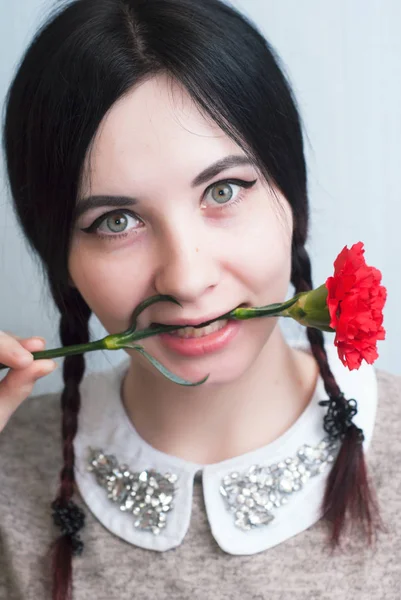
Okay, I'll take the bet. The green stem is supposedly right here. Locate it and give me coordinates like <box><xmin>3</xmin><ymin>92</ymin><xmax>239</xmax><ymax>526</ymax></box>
<box><xmin>0</xmin><ymin>326</ymin><xmax>197</xmax><ymax>370</ymax></box>
<box><xmin>228</xmin><ymin>295</ymin><xmax>301</xmax><ymax>320</ymax></box>
<box><xmin>0</xmin><ymin>339</ymin><xmax>107</xmax><ymax>370</ymax></box>
<box><xmin>0</xmin><ymin>293</ymin><xmax>306</xmax><ymax>371</ymax></box>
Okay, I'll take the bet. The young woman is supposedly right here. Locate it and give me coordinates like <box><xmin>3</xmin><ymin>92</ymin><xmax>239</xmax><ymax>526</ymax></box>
<box><xmin>0</xmin><ymin>1</ymin><xmax>399</xmax><ymax>599</ymax></box>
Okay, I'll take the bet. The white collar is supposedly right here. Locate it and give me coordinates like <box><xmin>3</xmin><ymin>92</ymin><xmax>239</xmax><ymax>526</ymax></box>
<box><xmin>74</xmin><ymin>341</ymin><xmax>378</xmax><ymax>555</ymax></box>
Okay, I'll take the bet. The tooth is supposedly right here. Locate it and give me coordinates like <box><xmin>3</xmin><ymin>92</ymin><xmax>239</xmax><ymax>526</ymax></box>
<box><xmin>171</xmin><ymin>320</ymin><xmax>227</xmax><ymax>338</ymax></box>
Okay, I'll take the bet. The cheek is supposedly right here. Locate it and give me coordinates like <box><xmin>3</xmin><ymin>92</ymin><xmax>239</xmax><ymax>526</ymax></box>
<box><xmin>68</xmin><ymin>242</ymin><xmax>150</xmax><ymax>332</ymax></box>
<box><xmin>232</xmin><ymin>203</ymin><xmax>293</xmax><ymax>303</ymax></box>
<box><xmin>257</xmin><ymin>233</ymin><xmax>292</xmax><ymax>301</ymax></box>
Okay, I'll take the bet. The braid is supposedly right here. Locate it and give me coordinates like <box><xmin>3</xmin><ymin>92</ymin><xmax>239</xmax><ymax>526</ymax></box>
<box><xmin>48</xmin><ymin>289</ymin><xmax>92</xmax><ymax>600</ymax></box>
<box><xmin>291</xmin><ymin>243</ymin><xmax>383</xmax><ymax>549</ymax></box>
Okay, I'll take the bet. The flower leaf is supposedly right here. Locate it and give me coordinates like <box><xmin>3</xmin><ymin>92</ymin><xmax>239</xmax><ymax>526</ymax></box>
<box><xmin>131</xmin><ymin>345</ymin><xmax>209</xmax><ymax>386</ymax></box>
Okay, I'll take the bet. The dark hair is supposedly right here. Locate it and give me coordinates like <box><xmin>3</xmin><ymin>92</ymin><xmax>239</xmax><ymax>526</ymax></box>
<box><xmin>2</xmin><ymin>0</ymin><xmax>382</xmax><ymax>598</ymax></box>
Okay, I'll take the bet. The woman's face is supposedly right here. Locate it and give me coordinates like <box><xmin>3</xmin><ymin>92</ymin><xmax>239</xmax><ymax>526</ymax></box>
<box><xmin>69</xmin><ymin>74</ymin><xmax>294</xmax><ymax>385</ymax></box>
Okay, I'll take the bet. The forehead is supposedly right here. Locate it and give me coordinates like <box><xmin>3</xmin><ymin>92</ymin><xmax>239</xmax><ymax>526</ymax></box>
<box><xmin>81</xmin><ymin>74</ymin><xmax>244</xmax><ymax>194</ymax></box>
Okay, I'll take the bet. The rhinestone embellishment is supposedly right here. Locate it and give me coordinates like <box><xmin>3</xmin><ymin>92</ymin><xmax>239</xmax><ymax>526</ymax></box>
<box><xmin>87</xmin><ymin>448</ymin><xmax>179</xmax><ymax>535</ymax></box>
<box><xmin>220</xmin><ymin>436</ymin><xmax>339</xmax><ymax>531</ymax></box>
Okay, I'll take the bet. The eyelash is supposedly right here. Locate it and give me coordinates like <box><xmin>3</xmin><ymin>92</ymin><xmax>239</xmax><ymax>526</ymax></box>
<box><xmin>80</xmin><ymin>178</ymin><xmax>258</xmax><ymax>242</ymax></box>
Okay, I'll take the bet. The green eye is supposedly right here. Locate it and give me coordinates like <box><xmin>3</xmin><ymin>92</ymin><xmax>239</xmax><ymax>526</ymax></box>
<box><xmin>211</xmin><ymin>182</ymin><xmax>235</xmax><ymax>204</ymax></box>
<box><xmin>105</xmin><ymin>212</ymin><xmax>129</xmax><ymax>233</ymax></box>
<box><xmin>205</xmin><ymin>178</ymin><xmax>257</xmax><ymax>210</ymax></box>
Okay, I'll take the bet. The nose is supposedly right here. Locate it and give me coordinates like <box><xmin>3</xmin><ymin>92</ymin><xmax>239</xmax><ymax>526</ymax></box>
<box><xmin>153</xmin><ymin>229</ymin><xmax>220</xmax><ymax>303</ymax></box>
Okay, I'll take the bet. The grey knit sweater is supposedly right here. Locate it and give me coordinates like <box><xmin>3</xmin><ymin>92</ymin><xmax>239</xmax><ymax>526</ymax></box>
<box><xmin>0</xmin><ymin>366</ymin><xmax>400</xmax><ymax>600</ymax></box>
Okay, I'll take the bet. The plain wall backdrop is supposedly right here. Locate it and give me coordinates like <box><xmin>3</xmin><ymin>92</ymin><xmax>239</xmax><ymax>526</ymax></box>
<box><xmin>0</xmin><ymin>0</ymin><xmax>400</xmax><ymax>397</ymax></box>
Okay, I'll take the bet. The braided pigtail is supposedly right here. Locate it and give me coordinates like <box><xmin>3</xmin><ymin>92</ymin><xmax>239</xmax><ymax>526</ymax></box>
<box><xmin>48</xmin><ymin>289</ymin><xmax>92</xmax><ymax>600</ymax></box>
<box><xmin>291</xmin><ymin>243</ymin><xmax>383</xmax><ymax>549</ymax></box>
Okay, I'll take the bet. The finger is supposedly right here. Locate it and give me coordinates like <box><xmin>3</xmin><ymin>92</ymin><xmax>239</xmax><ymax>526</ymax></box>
<box><xmin>0</xmin><ymin>333</ymin><xmax>46</xmax><ymax>370</ymax></box>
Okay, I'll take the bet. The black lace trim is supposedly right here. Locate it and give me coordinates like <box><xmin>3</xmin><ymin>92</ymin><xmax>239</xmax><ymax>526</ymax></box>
<box><xmin>318</xmin><ymin>393</ymin><xmax>365</xmax><ymax>443</ymax></box>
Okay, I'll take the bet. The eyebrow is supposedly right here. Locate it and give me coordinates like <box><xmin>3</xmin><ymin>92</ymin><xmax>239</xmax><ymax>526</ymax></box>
<box><xmin>74</xmin><ymin>154</ymin><xmax>254</xmax><ymax>221</ymax></box>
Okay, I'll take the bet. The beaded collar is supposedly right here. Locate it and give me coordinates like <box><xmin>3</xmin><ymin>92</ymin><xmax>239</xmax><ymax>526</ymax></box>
<box><xmin>73</xmin><ymin>341</ymin><xmax>377</xmax><ymax>555</ymax></box>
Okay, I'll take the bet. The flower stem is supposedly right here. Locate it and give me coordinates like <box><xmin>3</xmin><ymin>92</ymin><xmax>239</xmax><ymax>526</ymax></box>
<box><xmin>0</xmin><ymin>339</ymin><xmax>108</xmax><ymax>370</ymax></box>
<box><xmin>0</xmin><ymin>293</ymin><xmax>309</xmax><ymax>371</ymax></box>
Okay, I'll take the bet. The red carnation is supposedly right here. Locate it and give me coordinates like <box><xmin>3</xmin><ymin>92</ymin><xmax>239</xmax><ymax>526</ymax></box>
<box><xmin>325</xmin><ymin>241</ymin><xmax>387</xmax><ymax>370</ymax></box>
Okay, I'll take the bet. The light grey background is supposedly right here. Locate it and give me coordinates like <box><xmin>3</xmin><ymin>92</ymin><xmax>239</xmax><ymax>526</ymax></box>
<box><xmin>0</xmin><ymin>0</ymin><xmax>399</xmax><ymax>397</ymax></box>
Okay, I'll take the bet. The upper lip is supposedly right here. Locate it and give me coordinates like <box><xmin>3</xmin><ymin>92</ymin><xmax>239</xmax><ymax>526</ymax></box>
<box><xmin>150</xmin><ymin>305</ymin><xmax>245</xmax><ymax>328</ymax></box>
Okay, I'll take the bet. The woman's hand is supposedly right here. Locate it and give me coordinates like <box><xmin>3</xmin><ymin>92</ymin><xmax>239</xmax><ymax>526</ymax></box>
<box><xmin>0</xmin><ymin>331</ymin><xmax>58</xmax><ymax>432</ymax></box>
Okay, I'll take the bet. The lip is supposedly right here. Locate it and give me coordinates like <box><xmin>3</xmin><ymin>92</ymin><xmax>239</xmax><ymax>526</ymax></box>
<box><xmin>156</xmin><ymin>319</ymin><xmax>242</xmax><ymax>357</ymax></box>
